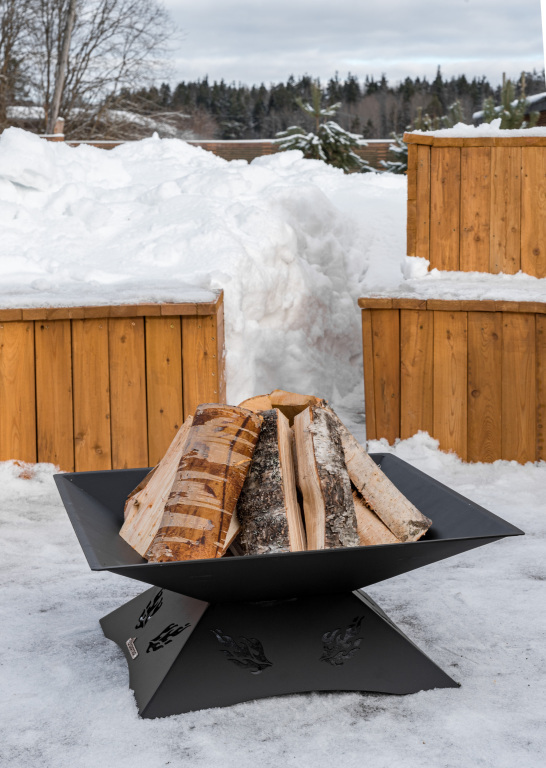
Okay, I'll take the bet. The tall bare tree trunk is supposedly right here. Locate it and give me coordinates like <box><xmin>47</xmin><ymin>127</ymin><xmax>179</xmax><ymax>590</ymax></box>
<box><xmin>46</xmin><ymin>0</ymin><xmax>76</xmax><ymax>134</ymax></box>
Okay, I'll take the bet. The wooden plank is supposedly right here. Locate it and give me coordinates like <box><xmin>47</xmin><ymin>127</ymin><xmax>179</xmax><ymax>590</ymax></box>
<box><xmin>181</xmin><ymin>314</ymin><xmax>219</xmax><ymax>418</ymax></box>
<box><xmin>467</xmin><ymin>312</ymin><xmax>502</xmax><ymax>462</ymax></box>
<box><xmin>35</xmin><ymin>320</ymin><xmax>74</xmax><ymax>470</ymax></box>
<box><xmin>415</xmin><ymin>144</ymin><xmax>431</xmax><ymax>260</ymax></box>
<box><xmin>0</xmin><ymin>309</ymin><xmax>23</xmax><ymax>321</ymax></box>
<box><xmin>460</xmin><ymin>146</ymin><xmax>491</xmax><ymax>272</ymax></box>
<box><xmin>407</xmin><ymin>199</ymin><xmax>416</xmax><ymax>256</ymax></box>
<box><xmin>357</xmin><ymin>298</ymin><xmax>393</xmax><ymax>309</ymax></box>
<box><xmin>400</xmin><ymin>310</ymin><xmax>433</xmax><ymax>439</ymax></box>
<box><xmin>108</xmin><ymin>318</ymin><xmax>148</xmax><ymax>469</ymax></box>
<box><xmin>0</xmin><ymin>322</ymin><xmax>36</xmax><ymax>462</ymax></box>
<box><xmin>536</xmin><ymin>315</ymin><xmax>546</xmax><ymax>461</ymax></box>
<box><xmin>427</xmin><ymin>300</ymin><xmax>463</xmax><ymax>311</ymax></box>
<box><xmin>215</xmin><ymin>296</ymin><xmax>227</xmax><ymax>403</ymax></box>
<box><xmin>371</xmin><ymin>309</ymin><xmax>400</xmax><ymax>444</ymax></box>
<box><xmin>393</xmin><ymin>298</ymin><xmax>427</xmax><ymax>310</ymax></box>
<box><xmin>433</xmin><ymin>311</ymin><xmax>467</xmax><ymax>458</ymax></box>
<box><xmin>145</xmin><ymin>316</ymin><xmax>184</xmax><ymax>466</ymax></box>
<box><xmin>407</xmin><ymin>143</ymin><xmax>418</xmax><ymax>174</ymax></box>
<box><xmin>502</xmin><ymin>313</ymin><xmax>536</xmax><ymax>462</ymax></box>
<box><xmin>361</xmin><ymin>309</ymin><xmax>376</xmax><ymax>441</ymax></box>
<box><xmin>429</xmin><ymin>147</ymin><xmax>461</xmax><ymax>271</ymax></box>
<box><xmin>490</xmin><ymin>147</ymin><xmax>521</xmax><ymax>274</ymax></box>
<box><xmin>72</xmin><ymin>319</ymin><xmax>112</xmax><ymax>471</ymax></box>
<box><xmin>521</xmin><ymin>147</ymin><xmax>546</xmax><ymax>278</ymax></box>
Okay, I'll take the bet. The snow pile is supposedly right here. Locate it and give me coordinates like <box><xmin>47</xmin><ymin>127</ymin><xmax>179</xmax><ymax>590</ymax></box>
<box><xmin>1</xmin><ymin>435</ymin><xmax>545</xmax><ymax>767</ymax></box>
<box><xmin>0</xmin><ymin>127</ymin><xmax>406</xmax><ymax>406</ymax></box>
<box><xmin>409</xmin><ymin>119</ymin><xmax>546</xmax><ymax>137</ymax></box>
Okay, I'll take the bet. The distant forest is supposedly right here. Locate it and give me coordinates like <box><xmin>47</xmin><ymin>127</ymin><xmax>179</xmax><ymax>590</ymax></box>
<box><xmin>119</xmin><ymin>68</ymin><xmax>546</xmax><ymax>140</ymax></box>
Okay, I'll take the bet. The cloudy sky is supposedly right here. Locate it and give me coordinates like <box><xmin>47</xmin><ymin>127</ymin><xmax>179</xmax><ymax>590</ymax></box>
<box><xmin>162</xmin><ymin>0</ymin><xmax>544</xmax><ymax>88</ymax></box>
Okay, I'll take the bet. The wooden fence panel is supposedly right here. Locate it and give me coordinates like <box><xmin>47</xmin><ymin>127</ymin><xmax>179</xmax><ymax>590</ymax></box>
<box><xmin>145</xmin><ymin>316</ymin><xmax>184</xmax><ymax>466</ymax></box>
<box><xmin>502</xmin><ymin>313</ymin><xmax>536</xmax><ymax>462</ymax></box>
<box><xmin>467</xmin><ymin>312</ymin><xmax>502</xmax><ymax>462</ymax></box>
<box><xmin>400</xmin><ymin>309</ymin><xmax>433</xmax><ymax>439</ymax></box>
<box><xmin>0</xmin><ymin>321</ymin><xmax>36</xmax><ymax>462</ymax></box>
<box><xmin>433</xmin><ymin>311</ymin><xmax>468</xmax><ymax>458</ymax></box>
<box><xmin>361</xmin><ymin>309</ymin><xmax>376</xmax><ymax>440</ymax></box>
<box><xmin>72</xmin><ymin>319</ymin><xmax>112</xmax><ymax>471</ymax></box>
<box><xmin>460</xmin><ymin>147</ymin><xmax>491</xmax><ymax>273</ymax></box>
<box><xmin>371</xmin><ymin>309</ymin><xmax>400</xmax><ymax>444</ymax></box>
<box><xmin>490</xmin><ymin>147</ymin><xmax>521</xmax><ymax>274</ymax></box>
<box><xmin>415</xmin><ymin>145</ymin><xmax>431</xmax><ymax>260</ymax></box>
<box><xmin>182</xmin><ymin>314</ymin><xmax>220</xmax><ymax>419</ymax></box>
<box><xmin>430</xmin><ymin>147</ymin><xmax>461</xmax><ymax>270</ymax></box>
<box><xmin>521</xmin><ymin>147</ymin><xmax>546</xmax><ymax>277</ymax></box>
<box><xmin>35</xmin><ymin>320</ymin><xmax>74</xmax><ymax>470</ymax></box>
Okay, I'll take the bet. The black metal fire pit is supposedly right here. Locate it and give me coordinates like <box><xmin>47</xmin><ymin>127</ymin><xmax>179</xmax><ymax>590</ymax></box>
<box><xmin>55</xmin><ymin>453</ymin><xmax>523</xmax><ymax>718</ymax></box>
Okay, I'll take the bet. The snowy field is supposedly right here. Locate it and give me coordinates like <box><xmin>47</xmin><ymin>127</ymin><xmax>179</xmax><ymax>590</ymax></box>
<box><xmin>1</xmin><ymin>128</ymin><xmax>546</xmax><ymax>766</ymax></box>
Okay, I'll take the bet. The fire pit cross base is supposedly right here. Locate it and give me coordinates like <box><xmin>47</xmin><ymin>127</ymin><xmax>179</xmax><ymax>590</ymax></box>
<box><xmin>101</xmin><ymin>586</ymin><xmax>458</xmax><ymax>718</ymax></box>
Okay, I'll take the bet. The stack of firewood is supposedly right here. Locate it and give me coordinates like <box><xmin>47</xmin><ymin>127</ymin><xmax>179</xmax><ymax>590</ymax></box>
<box><xmin>120</xmin><ymin>390</ymin><xmax>432</xmax><ymax>562</ymax></box>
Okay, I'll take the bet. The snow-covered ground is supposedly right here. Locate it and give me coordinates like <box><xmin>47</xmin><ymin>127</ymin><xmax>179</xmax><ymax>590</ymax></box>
<box><xmin>1</xmin><ymin>128</ymin><xmax>545</xmax><ymax>766</ymax></box>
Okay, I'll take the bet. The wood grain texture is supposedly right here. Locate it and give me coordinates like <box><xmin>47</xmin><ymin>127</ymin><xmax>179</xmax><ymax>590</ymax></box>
<box><xmin>429</xmin><ymin>147</ymin><xmax>461</xmax><ymax>270</ymax></box>
<box><xmin>371</xmin><ymin>309</ymin><xmax>400</xmax><ymax>444</ymax></box>
<box><xmin>490</xmin><ymin>147</ymin><xmax>521</xmax><ymax>274</ymax></box>
<box><xmin>35</xmin><ymin>320</ymin><xmax>74</xmax><ymax>470</ymax></box>
<box><xmin>415</xmin><ymin>144</ymin><xmax>431</xmax><ymax>260</ymax></box>
<box><xmin>0</xmin><ymin>322</ymin><xmax>36</xmax><ymax>462</ymax></box>
<box><xmin>502</xmin><ymin>313</ymin><xmax>536</xmax><ymax>462</ymax></box>
<box><xmin>536</xmin><ymin>315</ymin><xmax>546</xmax><ymax>461</ymax></box>
<box><xmin>433</xmin><ymin>311</ymin><xmax>467</xmax><ymax>459</ymax></box>
<box><xmin>145</xmin><ymin>317</ymin><xmax>184</xmax><ymax>466</ymax></box>
<box><xmin>460</xmin><ymin>146</ymin><xmax>491</xmax><ymax>272</ymax></box>
<box><xmin>182</xmin><ymin>314</ymin><xmax>219</xmax><ymax>419</ymax></box>
<box><xmin>361</xmin><ymin>310</ymin><xmax>376</xmax><ymax>440</ymax></box>
<box><xmin>72</xmin><ymin>319</ymin><xmax>111</xmax><ymax>471</ymax></box>
<box><xmin>400</xmin><ymin>309</ymin><xmax>433</xmax><ymax>439</ymax></box>
<box><xmin>467</xmin><ymin>312</ymin><xmax>502</xmax><ymax>462</ymax></box>
<box><xmin>521</xmin><ymin>147</ymin><xmax>546</xmax><ymax>277</ymax></box>
<box><xmin>108</xmin><ymin>317</ymin><xmax>148</xmax><ymax>469</ymax></box>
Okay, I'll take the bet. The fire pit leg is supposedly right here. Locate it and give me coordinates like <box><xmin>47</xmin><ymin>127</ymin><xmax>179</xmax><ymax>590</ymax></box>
<box><xmin>100</xmin><ymin>585</ymin><xmax>458</xmax><ymax>718</ymax></box>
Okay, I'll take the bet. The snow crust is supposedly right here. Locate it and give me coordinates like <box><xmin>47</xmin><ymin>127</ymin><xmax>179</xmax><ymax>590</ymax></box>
<box><xmin>1</xmin><ymin>433</ymin><xmax>544</xmax><ymax>767</ymax></box>
<box><xmin>410</xmin><ymin>118</ymin><xmax>546</xmax><ymax>136</ymax></box>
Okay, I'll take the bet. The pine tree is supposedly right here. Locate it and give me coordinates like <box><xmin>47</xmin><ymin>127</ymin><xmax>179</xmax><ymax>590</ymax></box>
<box><xmin>480</xmin><ymin>73</ymin><xmax>539</xmax><ymax>128</ymax></box>
<box><xmin>274</xmin><ymin>82</ymin><xmax>374</xmax><ymax>172</ymax></box>
<box><xmin>380</xmin><ymin>132</ymin><xmax>408</xmax><ymax>174</ymax></box>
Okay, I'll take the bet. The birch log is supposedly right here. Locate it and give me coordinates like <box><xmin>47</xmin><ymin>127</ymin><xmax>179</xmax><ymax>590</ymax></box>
<box><xmin>145</xmin><ymin>404</ymin><xmax>263</xmax><ymax>562</ymax></box>
<box><xmin>239</xmin><ymin>390</ymin><xmax>326</xmax><ymax>425</ymax></box>
<box><xmin>294</xmin><ymin>406</ymin><xmax>359</xmax><ymax>550</ymax></box>
<box><xmin>237</xmin><ymin>409</ymin><xmax>306</xmax><ymax>555</ymax></box>
<box><xmin>352</xmin><ymin>490</ymin><xmax>401</xmax><ymax>546</ymax></box>
<box><xmin>119</xmin><ymin>416</ymin><xmax>193</xmax><ymax>556</ymax></box>
<box><xmin>323</xmin><ymin>407</ymin><xmax>432</xmax><ymax>541</ymax></box>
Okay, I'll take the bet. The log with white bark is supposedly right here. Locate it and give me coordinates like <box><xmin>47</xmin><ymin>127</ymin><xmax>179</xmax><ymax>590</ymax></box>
<box><xmin>120</xmin><ymin>416</ymin><xmax>193</xmax><ymax>556</ymax></box>
<box><xmin>323</xmin><ymin>407</ymin><xmax>432</xmax><ymax>542</ymax></box>
<box><xmin>352</xmin><ymin>489</ymin><xmax>401</xmax><ymax>546</ymax></box>
<box><xmin>236</xmin><ymin>409</ymin><xmax>306</xmax><ymax>555</ymax></box>
<box><xmin>145</xmin><ymin>404</ymin><xmax>263</xmax><ymax>562</ymax></box>
<box><xmin>294</xmin><ymin>406</ymin><xmax>359</xmax><ymax>550</ymax></box>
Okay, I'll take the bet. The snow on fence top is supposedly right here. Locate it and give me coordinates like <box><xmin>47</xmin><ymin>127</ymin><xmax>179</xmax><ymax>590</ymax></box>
<box><xmin>406</xmin><ymin>120</ymin><xmax>546</xmax><ymax>138</ymax></box>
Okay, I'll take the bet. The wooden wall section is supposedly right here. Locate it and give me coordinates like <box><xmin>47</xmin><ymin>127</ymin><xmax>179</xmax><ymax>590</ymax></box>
<box><xmin>0</xmin><ymin>294</ymin><xmax>226</xmax><ymax>470</ymax></box>
<box><xmin>360</xmin><ymin>297</ymin><xmax>546</xmax><ymax>463</ymax></box>
<box><xmin>404</xmin><ymin>133</ymin><xmax>546</xmax><ymax>277</ymax></box>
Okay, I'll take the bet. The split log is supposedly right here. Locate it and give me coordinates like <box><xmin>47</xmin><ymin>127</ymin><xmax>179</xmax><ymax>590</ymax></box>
<box><xmin>324</xmin><ymin>407</ymin><xmax>432</xmax><ymax>542</ymax></box>
<box><xmin>120</xmin><ymin>416</ymin><xmax>193</xmax><ymax>556</ymax></box>
<box><xmin>294</xmin><ymin>406</ymin><xmax>359</xmax><ymax>550</ymax></box>
<box><xmin>145</xmin><ymin>404</ymin><xmax>263</xmax><ymax>562</ymax></box>
<box><xmin>237</xmin><ymin>409</ymin><xmax>306</xmax><ymax>555</ymax></box>
<box><xmin>352</xmin><ymin>490</ymin><xmax>400</xmax><ymax>546</ymax></box>
<box><xmin>239</xmin><ymin>389</ymin><xmax>326</xmax><ymax>425</ymax></box>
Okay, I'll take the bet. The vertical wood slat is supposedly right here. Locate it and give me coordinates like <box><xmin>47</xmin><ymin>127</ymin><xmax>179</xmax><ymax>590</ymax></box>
<box><xmin>145</xmin><ymin>316</ymin><xmax>184</xmax><ymax>466</ymax></box>
<box><xmin>467</xmin><ymin>312</ymin><xmax>502</xmax><ymax>462</ymax></box>
<box><xmin>109</xmin><ymin>317</ymin><xmax>148</xmax><ymax>469</ymax></box>
<box><xmin>371</xmin><ymin>309</ymin><xmax>400</xmax><ymax>444</ymax></box>
<box><xmin>0</xmin><ymin>322</ymin><xmax>36</xmax><ymax>462</ymax></box>
<box><xmin>433</xmin><ymin>311</ymin><xmax>467</xmax><ymax>459</ymax></box>
<box><xmin>400</xmin><ymin>309</ymin><xmax>433</xmax><ymax>439</ymax></box>
<box><xmin>536</xmin><ymin>315</ymin><xmax>546</xmax><ymax>461</ymax></box>
<box><xmin>521</xmin><ymin>147</ymin><xmax>546</xmax><ymax>278</ymax></box>
<box><xmin>430</xmin><ymin>147</ymin><xmax>461</xmax><ymax>271</ymax></box>
<box><xmin>502</xmin><ymin>313</ymin><xmax>536</xmax><ymax>462</ymax></box>
<box><xmin>215</xmin><ymin>296</ymin><xmax>227</xmax><ymax>403</ymax></box>
<box><xmin>35</xmin><ymin>320</ymin><xmax>74</xmax><ymax>470</ymax></box>
<box><xmin>415</xmin><ymin>144</ymin><xmax>431</xmax><ymax>260</ymax></box>
<box><xmin>406</xmin><ymin>144</ymin><xmax>418</xmax><ymax>257</ymax></box>
<box><xmin>361</xmin><ymin>309</ymin><xmax>376</xmax><ymax>441</ymax></box>
<box><xmin>182</xmin><ymin>314</ymin><xmax>220</xmax><ymax>419</ymax></box>
<box><xmin>490</xmin><ymin>147</ymin><xmax>521</xmax><ymax>274</ymax></box>
<box><xmin>72</xmin><ymin>319</ymin><xmax>112</xmax><ymax>471</ymax></box>
<box><xmin>460</xmin><ymin>147</ymin><xmax>491</xmax><ymax>273</ymax></box>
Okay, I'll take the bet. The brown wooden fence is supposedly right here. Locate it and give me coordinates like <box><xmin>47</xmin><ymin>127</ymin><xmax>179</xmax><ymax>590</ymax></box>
<box><xmin>360</xmin><ymin>297</ymin><xmax>546</xmax><ymax>464</ymax></box>
<box><xmin>405</xmin><ymin>132</ymin><xmax>546</xmax><ymax>277</ymax></box>
<box><xmin>0</xmin><ymin>294</ymin><xmax>225</xmax><ymax>471</ymax></box>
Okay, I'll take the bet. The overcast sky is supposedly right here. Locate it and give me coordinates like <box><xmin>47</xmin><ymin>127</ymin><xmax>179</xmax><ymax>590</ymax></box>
<box><xmin>161</xmin><ymin>0</ymin><xmax>544</xmax><ymax>88</ymax></box>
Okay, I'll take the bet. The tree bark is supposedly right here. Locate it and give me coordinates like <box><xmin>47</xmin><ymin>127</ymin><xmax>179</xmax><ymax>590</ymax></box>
<box><xmin>46</xmin><ymin>0</ymin><xmax>77</xmax><ymax>134</ymax></box>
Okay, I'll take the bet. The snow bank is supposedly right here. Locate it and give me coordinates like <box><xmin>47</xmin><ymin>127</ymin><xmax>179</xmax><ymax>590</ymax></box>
<box><xmin>409</xmin><ymin>118</ymin><xmax>546</xmax><ymax>137</ymax></box>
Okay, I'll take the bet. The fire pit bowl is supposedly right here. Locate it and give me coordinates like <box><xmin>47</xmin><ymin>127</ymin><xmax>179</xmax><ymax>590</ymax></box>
<box><xmin>54</xmin><ymin>453</ymin><xmax>523</xmax><ymax>718</ymax></box>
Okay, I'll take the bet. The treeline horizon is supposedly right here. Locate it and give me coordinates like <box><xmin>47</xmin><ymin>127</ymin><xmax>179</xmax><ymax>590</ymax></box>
<box><xmin>117</xmin><ymin>67</ymin><xmax>546</xmax><ymax>140</ymax></box>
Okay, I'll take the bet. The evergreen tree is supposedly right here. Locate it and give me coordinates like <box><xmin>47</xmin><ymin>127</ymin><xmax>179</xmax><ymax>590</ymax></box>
<box><xmin>480</xmin><ymin>74</ymin><xmax>539</xmax><ymax>128</ymax></box>
<box><xmin>380</xmin><ymin>132</ymin><xmax>408</xmax><ymax>174</ymax></box>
